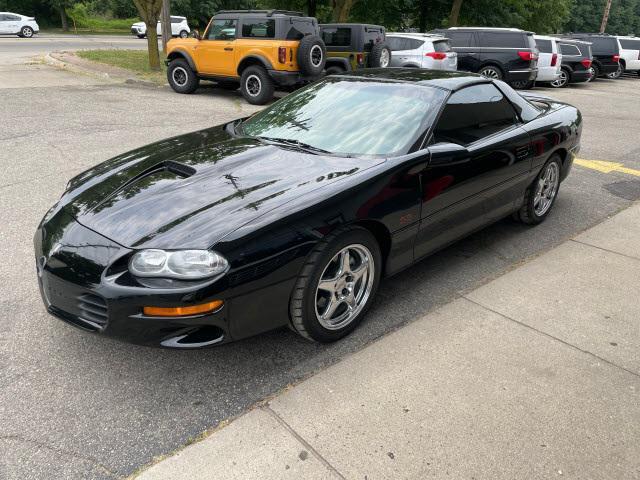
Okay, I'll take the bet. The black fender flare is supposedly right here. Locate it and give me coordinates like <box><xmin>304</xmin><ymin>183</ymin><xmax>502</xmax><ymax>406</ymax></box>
<box><xmin>166</xmin><ymin>50</ymin><xmax>197</xmax><ymax>72</ymax></box>
<box><xmin>237</xmin><ymin>55</ymin><xmax>273</xmax><ymax>76</ymax></box>
<box><xmin>325</xmin><ymin>57</ymin><xmax>351</xmax><ymax>71</ymax></box>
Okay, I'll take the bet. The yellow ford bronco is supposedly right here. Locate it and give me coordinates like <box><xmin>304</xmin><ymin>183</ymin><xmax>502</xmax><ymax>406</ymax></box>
<box><xmin>165</xmin><ymin>10</ymin><xmax>327</xmax><ymax>104</ymax></box>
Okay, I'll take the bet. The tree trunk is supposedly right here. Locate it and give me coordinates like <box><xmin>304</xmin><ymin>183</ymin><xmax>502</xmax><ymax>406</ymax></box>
<box><xmin>146</xmin><ymin>28</ymin><xmax>161</xmax><ymax>70</ymax></box>
<box><xmin>161</xmin><ymin>0</ymin><xmax>171</xmax><ymax>54</ymax></box>
<box><xmin>60</xmin><ymin>6</ymin><xmax>69</xmax><ymax>31</ymax></box>
<box><xmin>449</xmin><ymin>0</ymin><xmax>463</xmax><ymax>27</ymax></box>
<box><xmin>600</xmin><ymin>0</ymin><xmax>613</xmax><ymax>33</ymax></box>
<box><xmin>418</xmin><ymin>0</ymin><xmax>429</xmax><ymax>32</ymax></box>
<box><xmin>332</xmin><ymin>0</ymin><xmax>357</xmax><ymax>22</ymax></box>
<box><xmin>308</xmin><ymin>0</ymin><xmax>317</xmax><ymax>17</ymax></box>
<box><xmin>133</xmin><ymin>0</ymin><xmax>163</xmax><ymax>70</ymax></box>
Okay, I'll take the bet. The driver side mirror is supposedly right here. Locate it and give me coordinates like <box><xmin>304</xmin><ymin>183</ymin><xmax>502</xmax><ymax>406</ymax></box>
<box><xmin>428</xmin><ymin>142</ymin><xmax>471</xmax><ymax>167</ymax></box>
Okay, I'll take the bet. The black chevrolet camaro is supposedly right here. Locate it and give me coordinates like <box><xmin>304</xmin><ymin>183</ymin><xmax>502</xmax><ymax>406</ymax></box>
<box><xmin>35</xmin><ymin>69</ymin><xmax>581</xmax><ymax>348</ymax></box>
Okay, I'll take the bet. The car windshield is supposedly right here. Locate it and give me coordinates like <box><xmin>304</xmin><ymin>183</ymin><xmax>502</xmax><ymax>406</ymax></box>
<box><xmin>240</xmin><ymin>78</ymin><xmax>445</xmax><ymax>156</ymax></box>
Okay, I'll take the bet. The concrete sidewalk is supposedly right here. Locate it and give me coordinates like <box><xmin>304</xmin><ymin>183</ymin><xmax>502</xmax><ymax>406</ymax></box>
<box><xmin>135</xmin><ymin>204</ymin><xmax>640</xmax><ymax>480</ymax></box>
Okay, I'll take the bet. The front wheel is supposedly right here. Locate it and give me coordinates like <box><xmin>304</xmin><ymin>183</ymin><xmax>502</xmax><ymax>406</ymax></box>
<box><xmin>240</xmin><ymin>65</ymin><xmax>274</xmax><ymax>105</ymax></box>
<box><xmin>479</xmin><ymin>65</ymin><xmax>502</xmax><ymax>80</ymax></box>
<box><xmin>587</xmin><ymin>64</ymin><xmax>599</xmax><ymax>82</ymax></box>
<box><xmin>167</xmin><ymin>58</ymin><xmax>199</xmax><ymax>94</ymax></box>
<box><xmin>550</xmin><ymin>68</ymin><xmax>570</xmax><ymax>88</ymax></box>
<box><xmin>290</xmin><ymin>227</ymin><xmax>381</xmax><ymax>343</ymax></box>
<box><xmin>515</xmin><ymin>155</ymin><xmax>562</xmax><ymax>225</ymax></box>
<box><xmin>20</xmin><ymin>26</ymin><xmax>34</xmax><ymax>38</ymax></box>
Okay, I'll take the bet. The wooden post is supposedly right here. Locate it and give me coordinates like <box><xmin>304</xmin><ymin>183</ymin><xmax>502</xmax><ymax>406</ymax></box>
<box><xmin>600</xmin><ymin>0</ymin><xmax>613</xmax><ymax>33</ymax></box>
<box><xmin>161</xmin><ymin>0</ymin><xmax>171</xmax><ymax>54</ymax></box>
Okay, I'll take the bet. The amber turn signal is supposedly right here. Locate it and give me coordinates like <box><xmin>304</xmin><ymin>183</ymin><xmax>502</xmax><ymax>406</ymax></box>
<box><xmin>143</xmin><ymin>300</ymin><xmax>223</xmax><ymax>317</ymax></box>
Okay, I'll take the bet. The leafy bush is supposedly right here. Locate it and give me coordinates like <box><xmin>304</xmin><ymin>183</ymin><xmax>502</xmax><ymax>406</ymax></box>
<box><xmin>66</xmin><ymin>2</ymin><xmax>138</xmax><ymax>32</ymax></box>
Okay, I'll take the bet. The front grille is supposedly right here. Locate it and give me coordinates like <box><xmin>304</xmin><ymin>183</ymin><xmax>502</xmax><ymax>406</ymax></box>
<box><xmin>77</xmin><ymin>293</ymin><xmax>108</xmax><ymax>329</ymax></box>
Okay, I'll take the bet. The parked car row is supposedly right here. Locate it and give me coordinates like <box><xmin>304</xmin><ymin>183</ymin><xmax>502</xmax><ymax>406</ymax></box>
<box><xmin>0</xmin><ymin>11</ymin><xmax>39</xmax><ymax>37</ymax></box>
<box><xmin>131</xmin><ymin>16</ymin><xmax>191</xmax><ymax>39</ymax></box>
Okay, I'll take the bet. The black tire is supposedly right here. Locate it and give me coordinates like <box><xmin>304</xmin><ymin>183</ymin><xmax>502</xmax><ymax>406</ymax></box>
<box><xmin>368</xmin><ymin>42</ymin><xmax>392</xmax><ymax>68</ymax></box>
<box><xmin>20</xmin><ymin>26</ymin><xmax>34</xmax><ymax>38</ymax></box>
<box><xmin>240</xmin><ymin>65</ymin><xmax>274</xmax><ymax>105</ymax></box>
<box><xmin>325</xmin><ymin>65</ymin><xmax>345</xmax><ymax>75</ymax></box>
<box><xmin>297</xmin><ymin>35</ymin><xmax>326</xmax><ymax>76</ymax></box>
<box><xmin>216</xmin><ymin>80</ymin><xmax>239</xmax><ymax>90</ymax></box>
<box><xmin>607</xmin><ymin>62</ymin><xmax>623</xmax><ymax>79</ymax></box>
<box><xmin>478</xmin><ymin>65</ymin><xmax>503</xmax><ymax>80</ymax></box>
<box><xmin>179</xmin><ymin>30</ymin><xmax>189</xmax><ymax>38</ymax></box>
<box><xmin>510</xmin><ymin>79</ymin><xmax>534</xmax><ymax>90</ymax></box>
<box><xmin>167</xmin><ymin>58</ymin><xmax>199</xmax><ymax>94</ymax></box>
<box><xmin>514</xmin><ymin>155</ymin><xmax>562</xmax><ymax>225</ymax></box>
<box><xmin>588</xmin><ymin>64</ymin><xmax>599</xmax><ymax>82</ymax></box>
<box><xmin>550</xmin><ymin>68</ymin><xmax>570</xmax><ymax>88</ymax></box>
<box><xmin>137</xmin><ymin>34</ymin><xmax>146</xmax><ymax>39</ymax></box>
<box><xmin>290</xmin><ymin>227</ymin><xmax>382</xmax><ymax>343</ymax></box>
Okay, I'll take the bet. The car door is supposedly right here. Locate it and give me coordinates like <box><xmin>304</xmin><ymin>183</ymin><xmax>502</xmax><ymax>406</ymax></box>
<box><xmin>1</xmin><ymin>14</ymin><xmax>19</xmax><ymax>34</ymax></box>
<box><xmin>194</xmin><ymin>18</ymin><xmax>238</xmax><ymax>77</ymax></box>
<box><xmin>0</xmin><ymin>14</ymin><xmax>8</xmax><ymax>34</ymax></box>
<box><xmin>414</xmin><ymin>83</ymin><xmax>531</xmax><ymax>259</ymax></box>
<box><xmin>448</xmin><ymin>30</ymin><xmax>479</xmax><ymax>72</ymax></box>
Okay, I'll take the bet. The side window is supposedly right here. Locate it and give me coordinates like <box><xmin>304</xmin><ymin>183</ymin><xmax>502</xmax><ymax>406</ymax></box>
<box><xmin>448</xmin><ymin>31</ymin><xmax>473</xmax><ymax>48</ymax></box>
<box><xmin>7</xmin><ymin>14</ymin><xmax>20</xmax><ymax>20</ymax></box>
<box><xmin>0</xmin><ymin>15</ymin><xmax>7</xmax><ymax>21</ymax></box>
<box><xmin>241</xmin><ymin>19</ymin><xmax>275</xmax><ymax>38</ymax></box>
<box><xmin>386</xmin><ymin>37</ymin><xmax>406</xmax><ymax>51</ymax></box>
<box><xmin>620</xmin><ymin>39</ymin><xmax>640</xmax><ymax>50</ymax></box>
<box><xmin>433</xmin><ymin>84</ymin><xmax>518</xmax><ymax>146</ymax></box>
<box><xmin>206</xmin><ymin>19</ymin><xmax>237</xmax><ymax>40</ymax></box>
<box><xmin>480</xmin><ymin>32</ymin><xmax>527</xmax><ymax>48</ymax></box>
<box><xmin>536</xmin><ymin>39</ymin><xmax>552</xmax><ymax>54</ymax></box>
<box><xmin>321</xmin><ymin>27</ymin><xmax>352</xmax><ymax>47</ymax></box>
<box><xmin>170</xmin><ymin>17</ymin><xmax>181</xmax><ymax>24</ymax></box>
<box><xmin>559</xmin><ymin>43</ymin><xmax>580</xmax><ymax>56</ymax></box>
<box><xmin>433</xmin><ymin>40</ymin><xmax>451</xmax><ymax>52</ymax></box>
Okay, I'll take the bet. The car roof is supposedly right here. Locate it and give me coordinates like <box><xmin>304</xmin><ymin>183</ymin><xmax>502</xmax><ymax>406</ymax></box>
<box><xmin>215</xmin><ymin>9</ymin><xmax>306</xmax><ymax>18</ymax></box>
<box><xmin>388</xmin><ymin>32</ymin><xmax>449</xmax><ymax>41</ymax></box>
<box><xmin>534</xmin><ymin>35</ymin><xmax>559</xmax><ymax>41</ymax></box>
<box><xmin>445</xmin><ymin>26</ymin><xmax>532</xmax><ymax>34</ymax></box>
<box><xmin>321</xmin><ymin>23</ymin><xmax>384</xmax><ymax>28</ymax></box>
<box><xmin>552</xmin><ymin>36</ymin><xmax>592</xmax><ymax>46</ymax></box>
<box><xmin>331</xmin><ymin>68</ymin><xmax>489</xmax><ymax>91</ymax></box>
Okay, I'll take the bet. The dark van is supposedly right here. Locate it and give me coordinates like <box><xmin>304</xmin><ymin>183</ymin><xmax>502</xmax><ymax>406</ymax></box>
<box><xmin>563</xmin><ymin>34</ymin><xmax>620</xmax><ymax>79</ymax></box>
<box><xmin>431</xmin><ymin>27</ymin><xmax>538</xmax><ymax>87</ymax></box>
<box><xmin>549</xmin><ymin>38</ymin><xmax>593</xmax><ymax>88</ymax></box>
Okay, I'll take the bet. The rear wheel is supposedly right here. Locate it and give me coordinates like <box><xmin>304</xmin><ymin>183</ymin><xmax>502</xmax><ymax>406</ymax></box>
<box><xmin>607</xmin><ymin>63</ymin><xmax>623</xmax><ymax>79</ymax></box>
<box><xmin>20</xmin><ymin>26</ymin><xmax>34</xmax><ymax>38</ymax></box>
<box><xmin>510</xmin><ymin>79</ymin><xmax>534</xmax><ymax>89</ymax></box>
<box><xmin>587</xmin><ymin>64</ymin><xmax>599</xmax><ymax>81</ymax></box>
<box><xmin>550</xmin><ymin>68</ymin><xmax>570</xmax><ymax>88</ymax></box>
<box><xmin>479</xmin><ymin>65</ymin><xmax>502</xmax><ymax>80</ymax></box>
<box><xmin>515</xmin><ymin>155</ymin><xmax>562</xmax><ymax>225</ymax></box>
<box><xmin>179</xmin><ymin>30</ymin><xmax>189</xmax><ymax>38</ymax></box>
<box><xmin>240</xmin><ymin>65</ymin><xmax>274</xmax><ymax>105</ymax></box>
<box><xmin>290</xmin><ymin>227</ymin><xmax>381</xmax><ymax>343</ymax></box>
<box><xmin>167</xmin><ymin>58</ymin><xmax>199</xmax><ymax>94</ymax></box>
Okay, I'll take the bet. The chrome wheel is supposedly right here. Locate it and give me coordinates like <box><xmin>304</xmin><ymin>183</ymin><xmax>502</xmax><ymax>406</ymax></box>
<box><xmin>172</xmin><ymin>66</ymin><xmax>188</xmax><ymax>87</ymax></box>
<box><xmin>534</xmin><ymin>162</ymin><xmax>560</xmax><ymax>217</ymax></box>
<box><xmin>551</xmin><ymin>70</ymin><xmax>568</xmax><ymax>88</ymax></box>
<box><xmin>379</xmin><ymin>48</ymin><xmax>390</xmax><ymax>68</ymax></box>
<box><xmin>315</xmin><ymin>244</ymin><xmax>375</xmax><ymax>331</ymax></box>
<box><xmin>22</xmin><ymin>27</ymin><xmax>33</xmax><ymax>38</ymax></box>
<box><xmin>310</xmin><ymin>45</ymin><xmax>323</xmax><ymax>68</ymax></box>
<box><xmin>480</xmin><ymin>67</ymin><xmax>500</xmax><ymax>79</ymax></box>
<box><xmin>607</xmin><ymin>64</ymin><xmax>623</xmax><ymax>79</ymax></box>
<box><xmin>245</xmin><ymin>74</ymin><xmax>262</xmax><ymax>96</ymax></box>
<box><xmin>587</xmin><ymin>66</ymin><xmax>596</xmax><ymax>82</ymax></box>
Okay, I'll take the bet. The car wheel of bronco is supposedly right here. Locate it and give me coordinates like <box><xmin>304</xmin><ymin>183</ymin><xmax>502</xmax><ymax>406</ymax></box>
<box><xmin>240</xmin><ymin>65</ymin><xmax>274</xmax><ymax>105</ymax></box>
<box><xmin>297</xmin><ymin>35</ymin><xmax>326</xmax><ymax>76</ymax></box>
<box><xmin>167</xmin><ymin>59</ymin><xmax>199</xmax><ymax>94</ymax></box>
<box><xmin>369</xmin><ymin>43</ymin><xmax>392</xmax><ymax>68</ymax></box>
<box><xmin>290</xmin><ymin>226</ymin><xmax>381</xmax><ymax>343</ymax></box>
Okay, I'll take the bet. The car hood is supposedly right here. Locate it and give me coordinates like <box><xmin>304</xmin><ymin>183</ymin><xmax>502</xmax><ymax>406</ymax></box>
<box><xmin>132</xmin><ymin>22</ymin><xmax>145</xmax><ymax>27</ymax></box>
<box><xmin>61</xmin><ymin>126</ymin><xmax>381</xmax><ymax>249</ymax></box>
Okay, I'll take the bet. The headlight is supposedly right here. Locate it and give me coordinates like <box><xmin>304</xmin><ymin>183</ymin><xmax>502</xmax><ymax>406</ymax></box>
<box><xmin>129</xmin><ymin>249</ymin><xmax>228</xmax><ymax>280</ymax></box>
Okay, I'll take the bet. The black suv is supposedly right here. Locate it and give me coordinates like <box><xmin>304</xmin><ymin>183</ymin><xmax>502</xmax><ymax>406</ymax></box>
<box><xmin>431</xmin><ymin>27</ymin><xmax>538</xmax><ymax>87</ymax></box>
<box><xmin>562</xmin><ymin>34</ymin><xmax>620</xmax><ymax>80</ymax></box>
<box><xmin>548</xmin><ymin>38</ymin><xmax>593</xmax><ymax>88</ymax></box>
<box><xmin>320</xmin><ymin>23</ymin><xmax>391</xmax><ymax>73</ymax></box>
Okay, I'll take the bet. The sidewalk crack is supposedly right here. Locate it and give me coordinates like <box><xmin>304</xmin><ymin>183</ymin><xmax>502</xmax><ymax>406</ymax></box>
<box><xmin>569</xmin><ymin>238</ymin><xmax>640</xmax><ymax>262</ymax></box>
<box><xmin>460</xmin><ymin>296</ymin><xmax>640</xmax><ymax>380</ymax></box>
<box><xmin>261</xmin><ymin>406</ymin><xmax>346</xmax><ymax>479</ymax></box>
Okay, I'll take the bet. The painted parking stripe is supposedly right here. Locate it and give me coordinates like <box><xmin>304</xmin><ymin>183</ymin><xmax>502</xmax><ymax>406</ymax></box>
<box><xmin>575</xmin><ymin>158</ymin><xmax>640</xmax><ymax>177</ymax></box>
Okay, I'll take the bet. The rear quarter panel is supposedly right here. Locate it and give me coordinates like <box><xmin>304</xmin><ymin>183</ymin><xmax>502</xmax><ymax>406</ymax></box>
<box><xmin>236</xmin><ymin>39</ymin><xmax>301</xmax><ymax>72</ymax></box>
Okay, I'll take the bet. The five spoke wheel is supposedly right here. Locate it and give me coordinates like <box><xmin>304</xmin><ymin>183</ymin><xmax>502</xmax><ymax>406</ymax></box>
<box><xmin>533</xmin><ymin>161</ymin><xmax>559</xmax><ymax>217</ymax></box>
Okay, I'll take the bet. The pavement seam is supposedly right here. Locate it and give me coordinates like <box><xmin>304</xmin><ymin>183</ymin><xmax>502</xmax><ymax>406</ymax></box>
<box><xmin>459</xmin><ymin>296</ymin><xmax>640</xmax><ymax>380</ymax></box>
<box><xmin>1</xmin><ymin>434</ymin><xmax>120</xmax><ymax>478</ymax></box>
<box><xmin>569</xmin><ymin>238</ymin><xmax>640</xmax><ymax>262</ymax></box>
<box><xmin>261</xmin><ymin>405</ymin><xmax>346</xmax><ymax>479</ymax></box>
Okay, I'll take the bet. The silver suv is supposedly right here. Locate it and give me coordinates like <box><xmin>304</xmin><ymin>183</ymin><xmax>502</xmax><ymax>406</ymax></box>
<box><xmin>386</xmin><ymin>33</ymin><xmax>457</xmax><ymax>71</ymax></box>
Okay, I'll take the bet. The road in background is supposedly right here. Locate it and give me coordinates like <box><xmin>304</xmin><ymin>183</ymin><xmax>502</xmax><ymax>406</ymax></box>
<box><xmin>1</xmin><ymin>50</ymin><xmax>640</xmax><ymax>479</ymax></box>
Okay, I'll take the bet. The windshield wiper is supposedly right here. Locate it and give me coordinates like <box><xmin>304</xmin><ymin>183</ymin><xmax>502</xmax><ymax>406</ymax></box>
<box><xmin>257</xmin><ymin>136</ymin><xmax>334</xmax><ymax>155</ymax></box>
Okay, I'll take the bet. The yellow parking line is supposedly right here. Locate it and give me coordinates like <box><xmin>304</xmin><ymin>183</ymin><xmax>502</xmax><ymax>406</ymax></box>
<box><xmin>575</xmin><ymin>158</ymin><xmax>640</xmax><ymax>177</ymax></box>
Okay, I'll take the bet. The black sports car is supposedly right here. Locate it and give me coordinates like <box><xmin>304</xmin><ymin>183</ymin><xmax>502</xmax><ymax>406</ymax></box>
<box><xmin>35</xmin><ymin>69</ymin><xmax>581</xmax><ymax>348</ymax></box>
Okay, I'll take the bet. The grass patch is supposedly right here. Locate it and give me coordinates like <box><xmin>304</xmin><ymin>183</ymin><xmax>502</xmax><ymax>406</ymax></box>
<box><xmin>76</xmin><ymin>49</ymin><xmax>167</xmax><ymax>83</ymax></box>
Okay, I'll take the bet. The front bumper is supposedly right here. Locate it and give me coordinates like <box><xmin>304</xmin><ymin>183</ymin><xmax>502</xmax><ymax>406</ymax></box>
<box><xmin>34</xmin><ymin>208</ymin><xmax>297</xmax><ymax>348</ymax></box>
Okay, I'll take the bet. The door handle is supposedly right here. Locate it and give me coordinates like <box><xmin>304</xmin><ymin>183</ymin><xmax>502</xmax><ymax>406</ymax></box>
<box><xmin>224</xmin><ymin>47</ymin><xmax>233</xmax><ymax>51</ymax></box>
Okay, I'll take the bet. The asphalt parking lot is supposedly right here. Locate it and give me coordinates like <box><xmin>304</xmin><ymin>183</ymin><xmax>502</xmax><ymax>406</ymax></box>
<box><xmin>2</xmin><ymin>45</ymin><xmax>640</xmax><ymax>479</ymax></box>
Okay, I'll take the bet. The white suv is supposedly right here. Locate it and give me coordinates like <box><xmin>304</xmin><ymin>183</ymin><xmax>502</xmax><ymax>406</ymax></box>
<box><xmin>386</xmin><ymin>33</ymin><xmax>458</xmax><ymax>71</ymax></box>
<box><xmin>0</xmin><ymin>12</ymin><xmax>39</xmax><ymax>38</ymax></box>
<box><xmin>534</xmin><ymin>35</ymin><xmax>562</xmax><ymax>83</ymax></box>
<box><xmin>131</xmin><ymin>16</ymin><xmax>190</xmax><ymax>39</ymax></box>
<box><xmin>608</xmin><ymin>36</ymin><xmax>640</xmax><ymax>78</ymax></box>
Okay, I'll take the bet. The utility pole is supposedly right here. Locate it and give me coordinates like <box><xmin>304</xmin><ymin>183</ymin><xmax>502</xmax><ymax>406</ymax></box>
<box><xmin>600</xmin><ymin>0</ymin><xmax>613</xmax><ymax>33</ymax></box>
<box><xmin>161</xmin><ymin>0</ymin><xmax>171</xmax><ymax>54</ymax></box>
